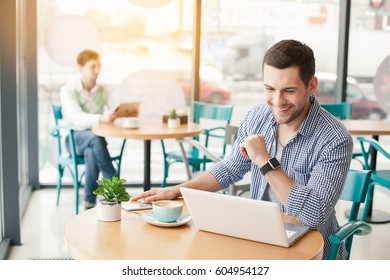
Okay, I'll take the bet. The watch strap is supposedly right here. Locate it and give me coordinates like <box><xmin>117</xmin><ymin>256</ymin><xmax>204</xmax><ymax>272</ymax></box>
<box><xmin>260</xmin><ymin>158</ymin><xmax>280</xmax><ymax>175</ymax></box>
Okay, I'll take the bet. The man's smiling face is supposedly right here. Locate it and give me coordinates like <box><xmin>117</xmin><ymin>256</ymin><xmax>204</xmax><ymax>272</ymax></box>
<box><xmin>263</xmin><ymin>64</ymin><xmax>317</xmax><ymax>126</ymax></box>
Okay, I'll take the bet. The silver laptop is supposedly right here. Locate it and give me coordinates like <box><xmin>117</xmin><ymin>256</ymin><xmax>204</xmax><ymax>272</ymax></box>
<box><xmin>180</xmin><ymin>187</ymin><xmax>309</xmax><ymax>247</ymax></box>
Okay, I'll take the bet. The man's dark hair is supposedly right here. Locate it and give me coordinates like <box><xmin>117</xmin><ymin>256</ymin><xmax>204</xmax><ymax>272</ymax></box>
<box><xmin>262</xmin><ymin>39</ymin><xmax>315</xmax><ymax>86</ymax></box>
<box><xmin>77</xmin><ymin>50</ymin><xmax>100</xmax><ymax>66</ymax></box>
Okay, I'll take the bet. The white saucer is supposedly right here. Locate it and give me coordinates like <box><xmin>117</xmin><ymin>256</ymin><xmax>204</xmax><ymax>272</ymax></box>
<box><xmin>141</xmin><ymin>211</ymin><xmax>192</xmax><ymax>227</ymax></box>
<box><xmin>122</xmin><ymin>124</ymin><xmax>138</xmax><ymax>129</ymax></box>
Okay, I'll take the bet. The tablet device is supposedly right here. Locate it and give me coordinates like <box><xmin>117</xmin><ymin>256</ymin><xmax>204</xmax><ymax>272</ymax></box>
<box><xmin>115</xmin><ymin>102</ymin><xmax>140</xmax><ymax>118</ymax></box>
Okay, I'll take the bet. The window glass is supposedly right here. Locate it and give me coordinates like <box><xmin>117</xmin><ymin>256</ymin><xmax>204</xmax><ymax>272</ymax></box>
<box><xmin>200</xmin><ymin>0</ymin><xmax>341</xmax><ymax>125</ymax></box>
<box><xmin>38</xmin><ymin>0</ymin><xmax>194</xmax><ymax>185</ymax></box>
<box><xmin>39</xmin><ymin>1</ymin><xmax>390</xmax><ymax>185</ymax></box>
<box><xmin>347</xmin><ymin>84</ymin><xmax>364</xmax><ymax>100</ymax></box>
<box><xmin>0</xmin><ymin>152</ymin><xmax>3</xmax><ymax>244</ymax></box>
<box><xmin>349</xmin><ymin>1</ymin><xmax>389</xmax><ymax>120</ymax></box>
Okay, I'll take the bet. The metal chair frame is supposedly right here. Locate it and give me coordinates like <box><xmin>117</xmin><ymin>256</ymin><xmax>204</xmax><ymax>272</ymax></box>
<box><xmin>328</xmin><ymin>169</ymin><xmax>372</xmax><ymax>260</ymax></box>
<box><xmin>160</xmin><ymin>101</ymin><xmax>233</xmax><ymax>188</ymax></box>
<box><xmin>51</xmin><ymin>104</ymin><xmax>127</xmax><ymax>214</ymax></box>
<box><xmin>177</xmin><ymin>124</ymin><xmax>250</xmax><ymax>196</ymax></box>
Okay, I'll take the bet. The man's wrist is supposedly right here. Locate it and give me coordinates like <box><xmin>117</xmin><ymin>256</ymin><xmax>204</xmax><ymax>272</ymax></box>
<box><xmin>260</xmin><ymin>157</ymin><xmax>281</xmax><ymax>175</ymax></box>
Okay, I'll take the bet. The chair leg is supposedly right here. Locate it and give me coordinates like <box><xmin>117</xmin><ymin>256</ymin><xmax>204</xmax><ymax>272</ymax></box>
<box><xmin>229</xmin><ymin>185</ymin><xmax>236</xmax><ymax>196</ymax></box>
<box><xmin>361</xmin><ymin>182</ymin><xmax>375</xmax><ymax>221</ymax></box>
<box><xmin>56</xmin><ymin>166</ymin><xmax>64</xmax><ymax>206</ymax></box>
<box><xmin>161</xmin><ymin>160</ymin><xmax>169</xmax><ymax>188</ymax></box>
<box><xmin>75</xmin><ymin>180</ymin><xmax>80</xmax><ymax>215</ymax></box>
<box><xmin>192</xmin><ymin>162</ymin><xmax>201</xmax><ymax>173</ymax></box>
<box><xmin>116</xmin><ymin>139</ymin><xmax>126</xmax><ymax>178</ymax></box>
<box><xmin>72</xmin><ymin>167</ymin><xmax>80</xmax><ymax>215</ymax></box>
<box><xmin>115</xmin><ymin>159</ymin><xmax>121</xmax><ymax>178</ymax></box>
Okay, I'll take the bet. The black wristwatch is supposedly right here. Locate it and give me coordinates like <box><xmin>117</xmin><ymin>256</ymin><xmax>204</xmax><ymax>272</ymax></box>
<box><xmin>260</xmin><ymin>157</ymin><xmax>281</xmax><ymax>175</ymax></box>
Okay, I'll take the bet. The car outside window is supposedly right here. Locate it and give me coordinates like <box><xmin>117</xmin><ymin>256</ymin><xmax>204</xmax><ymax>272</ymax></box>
<box><xmin>346</xmin><ymin>84</ymin><xmax>364</xmax><ymax>100</ymax></box>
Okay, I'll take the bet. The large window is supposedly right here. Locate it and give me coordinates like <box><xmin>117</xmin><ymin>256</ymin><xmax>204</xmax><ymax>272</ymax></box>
<box><xmin>38</xmin><ymin>0</ymin><xmax>390</xmax><ymax>187</ymax></box>
<box><xmin>38</xmin><ymin>0</ymin><xmax>195</xmax><ymax>185</ymax></box>
<box><xmin>348</xmin><ymin>1</ymin><xmax>390</xmax><ymax>120</ymax></box>
<box><xmin>200</xmin><ymin>0</ymin><xmax>341</xmax><ymax>125</ymax></box>
<box><xmin>38</xmin><ymin>0</ymin><xmax>344</xmax><ymax>186</ymax></box>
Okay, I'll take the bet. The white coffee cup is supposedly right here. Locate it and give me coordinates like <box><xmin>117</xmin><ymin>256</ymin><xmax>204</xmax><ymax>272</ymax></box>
<box><xmin>123</xmin><ymin>117</ymin><xmax>138</xmax><ymax>127</ymax></box>
<box><xmin>152</xmin><ymin>200</ymin><xmax>183</xmax><ymax>223</ymax></box>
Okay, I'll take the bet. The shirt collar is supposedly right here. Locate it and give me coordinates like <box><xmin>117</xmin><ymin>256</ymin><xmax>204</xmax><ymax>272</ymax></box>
<box><xmin>296</xmin><ymin>95</ymin><xmax>320</xmax><ymax>137</ymax></box>
<box><xmin>76</xmin><ymin>77</ymin><xmax>99</xmax><ymax>95</ymax></box>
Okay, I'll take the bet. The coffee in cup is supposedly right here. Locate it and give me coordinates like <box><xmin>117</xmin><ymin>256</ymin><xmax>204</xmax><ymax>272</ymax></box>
<box><xmin>152</xmin><ymin>200</ymin><xmax>183</xmax><ymax>223</ymax></box>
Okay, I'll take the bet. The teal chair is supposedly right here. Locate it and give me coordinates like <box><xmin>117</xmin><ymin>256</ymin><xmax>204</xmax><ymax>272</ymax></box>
<box><xmin>328</xmin><ymin>169</ymin><xmax>372</xmax><ymax>260</ymax></box>
<box><xmin>320</xmin><ymin>102</ymin><xmax>352</xmax><ymax>120</ymax></box>
<box><xmin>51</xmin><ymin>104</ymin><xmax>127</xmax><ymax>214</ymax></box>
<box><xmin>321</xmin><ymin>102</ymin><xmax>363</xmax><ymax>165</ymax></box>
<box><xmin>160</xmin><ymin>101</ymin><xmax>233</xmax><ymax>187</ymax></box>
<box><xmin>357</xmin><ymin>136</ymin><xmax>390</xmax><ymax>221</ymax></box>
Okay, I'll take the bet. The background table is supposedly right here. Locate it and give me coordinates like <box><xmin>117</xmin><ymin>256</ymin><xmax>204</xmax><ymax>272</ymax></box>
<box><xmin>93</xmin><ymin>120</ymin><xmax>203</xmax><ymax>191</ymax></box>
<box><xmin>341</xmin><ymin>119</ymin><xmax>390</xmax><ymax>223</ymax></box>
<box><xmin>64</xmin><ymin>200</ymin><xmax>323</xmax><ymax>260</ymax></box>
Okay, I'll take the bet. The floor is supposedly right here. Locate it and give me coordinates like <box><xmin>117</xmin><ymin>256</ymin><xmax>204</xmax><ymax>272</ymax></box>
<box><xmin>6</xmin><ymin>184</ymin><xmax>390</xmax><ymax>260</ymax></box>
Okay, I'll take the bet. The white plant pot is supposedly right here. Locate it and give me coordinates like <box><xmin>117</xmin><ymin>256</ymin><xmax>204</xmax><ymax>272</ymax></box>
<box><xmin>96</xmin><ymin>200</ymin><xmax>122</xmax><ymax>222</ymax></box>
<box><xmin>167</xmin><ymin>118</ymin><xmax>180</xmax><ymax>128</ymax></box>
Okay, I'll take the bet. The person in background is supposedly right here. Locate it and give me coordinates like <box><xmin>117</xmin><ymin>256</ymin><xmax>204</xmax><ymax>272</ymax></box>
<box><xmin>131</xmin><ymin>39</ymin><xmax>353</xmax><ymax>259</ymax></box>
<box><xmin>60</xmin><ymin>50</ymin><xmax>118</xmax><ymax>210</ymax></box>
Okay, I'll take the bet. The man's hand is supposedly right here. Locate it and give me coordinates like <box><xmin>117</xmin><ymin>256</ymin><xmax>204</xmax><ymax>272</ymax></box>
<box><xmin>128</xmin><ymin>108</ymin><xmax>139</xmax><ymax>117</ymax></box>
<box><xmin>99</xmin><ymin>112</ymin><xmax>117</xmax><ymax>124</ymax></box>
<box><xmin>239</xmin><ymin>134</ymin><xmax>270</xmax><ymax>167</ymax></box>
<box><xmin>131</xmin><ymin>186</ymin><xmax>181</xmax><ymax>203</ymax></box>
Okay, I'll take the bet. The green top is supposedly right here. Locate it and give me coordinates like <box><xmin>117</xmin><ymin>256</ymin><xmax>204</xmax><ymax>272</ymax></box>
<box><xmin>74</xmin><ymin>85</ymin><xmax>106</xmax><ymax>114</ymax></box>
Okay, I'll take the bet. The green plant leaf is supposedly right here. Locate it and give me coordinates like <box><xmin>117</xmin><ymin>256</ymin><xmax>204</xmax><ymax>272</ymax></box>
<box><xmin>169</xmin><ymin>109</ymin><xmax>177</xmax><ymax>119</ymax></box>
<box><xmin>93</xmin><ymin>176</ymin><xmax>130</xmax><ymax>203</ymax></box>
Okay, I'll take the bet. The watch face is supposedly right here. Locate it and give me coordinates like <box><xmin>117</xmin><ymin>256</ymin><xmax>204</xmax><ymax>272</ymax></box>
<box><xmin>269</xmin><ymin>158</ymin><xmax>280</xmax><ymax>169</ymax></box>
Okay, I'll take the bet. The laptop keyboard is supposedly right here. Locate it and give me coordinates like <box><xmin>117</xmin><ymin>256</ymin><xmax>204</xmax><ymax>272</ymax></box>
<box><xmin>285</xmin><ymin>229</ymin><xmax>296</xmax><ymax>238</ymax></box>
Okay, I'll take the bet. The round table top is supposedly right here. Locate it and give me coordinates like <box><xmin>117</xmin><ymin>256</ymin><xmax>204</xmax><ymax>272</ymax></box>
<box><xmin>64</xmin><ymin>201</ymin><xmax>323</xmax><ymax>260</ymax></box>
<box><xmin>341</xmin><ymin>119</ymin><xmax>390</xmax><ymax>135</ymax></box>
<box><xmin>93</xmin><ymin>119</ymin><xmax>203</xmax><ymax>140</ymax></box>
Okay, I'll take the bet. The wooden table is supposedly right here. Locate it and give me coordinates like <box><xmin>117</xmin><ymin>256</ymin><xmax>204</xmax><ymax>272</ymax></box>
<box><xmin>93</xmin><ymin>120</ymin><xmax>203</xmax><ymax>191</ymax></box>
<box><xmin>341</xmin><ymin>119</ymin><xmax>390</xmax><ymax>223</ymax></box>
<box><xmin>64</xmin><ymin>201</ymin><xmax>323</xmax><ymax>260</ymax></box>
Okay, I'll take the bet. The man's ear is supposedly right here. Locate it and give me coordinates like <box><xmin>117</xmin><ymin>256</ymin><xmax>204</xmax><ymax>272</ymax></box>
<box><xmin>77</xmin><ymin>64</ymin><xmax>83</xmax><ymax>72</ymax></box>
<box><xmin>309</xmin><ymin>76</ymin><xmax>318</xmax><ymax>95</ymax></box>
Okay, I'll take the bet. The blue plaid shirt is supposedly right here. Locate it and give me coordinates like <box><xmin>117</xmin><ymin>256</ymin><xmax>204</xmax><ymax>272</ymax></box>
<box><xmin>209</xmin><ymin>96</ymin><xmax>353</xmax><ymax>259</ymax></box>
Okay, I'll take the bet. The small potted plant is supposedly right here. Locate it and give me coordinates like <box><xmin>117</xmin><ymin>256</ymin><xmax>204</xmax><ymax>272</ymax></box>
<box><xmin>167</xmin><ymin>109</ymin><xmax>180</xmax><ymax>128</ymax></box>
<box><xmin>93</xmin><ymin>176</ymin><xmax>130</xmax><ymax>222</ymax></box>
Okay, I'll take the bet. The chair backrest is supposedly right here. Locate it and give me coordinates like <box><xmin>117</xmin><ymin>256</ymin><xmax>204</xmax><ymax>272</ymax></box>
<box><xmin>321</xmin><ymin>102</ymin><xmax>352</xmax><ymax>120</ymax></box>
<box><xmin>224</xmin><ymin>124</ymin><xmax>238</xmax><ymax>146</ymax></box>
<box><xmin>341</xmin><ymin>169</ymin><xmax>372</xmax><ymax>221</ymax></box>
<box><xmin>358</xmin><ymin>136</ymin><xmax>390</xmax><ymax>170</ymax></box>
<box><xmin>51</xmin><ymin>104</ymin><xmax>64</xmax><ymax>155</ymax></box>
<box><xmin>327</xmin><ymin>169</ymin><xmax>372</xmax><ymax>260</ymax></box>
<box><xmin>192</xmin><ymin>101</ymin><xmax>234</xmax><ymax>157</ymax></box>
<box><xmin>52</xmin><ymin>104</ymin><xmax>63</xmax><ymax>125</ymax></box>
<box><xmin>193</xmin><ymin>101</ymin><xmax>233</xmax><ymax>124</ymax></box>
<box><xmin>177</xmin><ymin>124</ymin><xmax>239</xmax><ymax>181</ymax></box>
<box><xmin>51</xmin><ymin>104</ymin><xmax>77</xmax><ymax>159</ymax></box>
